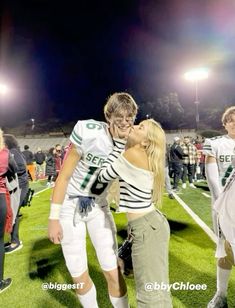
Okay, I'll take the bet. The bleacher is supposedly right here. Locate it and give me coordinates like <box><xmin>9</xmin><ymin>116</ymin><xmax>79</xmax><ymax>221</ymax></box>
<box><xmin>17</xmin><ymin>131</ymin><xmax>198</xmax><ymax>153</ymax></box>
<box><xmin>17</xmin><ymin>136</ymin><xmax>69</xmax><ymax>153</ymax></box>
<box><xmin>3</xmin><ymin>119</ymin><xmax>74</xmax><ymax>153</ymax></box>
<box><xmin>4</xmin><ymin>119</ymin><xmax>202</xmax><ymax>153</ymax></box>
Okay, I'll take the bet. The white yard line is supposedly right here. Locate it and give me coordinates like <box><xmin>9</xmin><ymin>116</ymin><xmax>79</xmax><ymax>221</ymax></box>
<box><xmin>34</xmin><ymin>187</ymin><xmax>51</xmax><ymax>196</ymax></box>
<box><xmin>202</xmin><ymin>192</ymin><xmax>211</xmax><ymax>198</ymax></box>
<box><xmin>172</xmin><ymin>192</ymin><xmax>217</xmax><ymax>243</ymax></box>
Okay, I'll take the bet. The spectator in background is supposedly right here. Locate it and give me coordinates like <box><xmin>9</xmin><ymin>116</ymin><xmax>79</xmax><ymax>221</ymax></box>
<box><xmin>22</xmin><ymin>145</ymin><xmax>35</xmax><ymax>181</ymax></box>
<box><xmin>3</xmin><ymin>134</ymin><xmax>29</xmax><ymax>253</ymax></box>
<box><xmin>0</xmin><ymin>129</ymin><xmax>12</xmax><ymax>292</ymax></box>
<box><xmin>62</xmin><ymin>143</ymin><xmax>72</xmax><ymax>162</ymax></box>
<box><xmin>181</xmin><ymin>136</ymin><xmax>197</xmax><ymax>189</ymax></box>
<box><xmin>34</xmin><ymin>148</ymin><xmax>46</xmax><ymax>180</ymax></box>
<box><xmin>54</xmin><ymin>144</ymin><xmax>63</xmax><ymax>181</ymax></box>
<box><xmin>165</xmin><ymin>145</ymin><xmax>174</xmax><ymax>199</ymax></box>
<box><xmin>204</xmin><ymin>106</ymin><xmax>235</xmax><ymax>308</ymax></box>
<box><xmin>194</xmin><ymin>139</ymin><xmax>206</xmax><ymax>181</ymax></box>
<box><xmin>55</xmin><ymin>144</ymin><xmax>65</xmax><ymax>160</ymax></box>
<box><xmin>169</xmin><ymin>137</ymin><xmax>184</xmax><ymax>191</ymax></box>
<box><xmin>45</xmin><ymin>147</ymin><xmax>56</xmax><ymax>187</ymax></box>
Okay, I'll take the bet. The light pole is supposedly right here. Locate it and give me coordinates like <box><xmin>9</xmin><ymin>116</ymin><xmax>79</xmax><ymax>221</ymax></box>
<box><xmin>0</xmin><ymin>83</ymin><xmax>9</xmax><ymax>128</ymax></box>
<box><xmin>184</xmin><ymin>68</ymin><xmax>209</xmax><ymax>130</ymax></box>
<box><xmin>31</xmin><ymin>118</ymin><xmax>35</xmax><ymax>130</ymax></box>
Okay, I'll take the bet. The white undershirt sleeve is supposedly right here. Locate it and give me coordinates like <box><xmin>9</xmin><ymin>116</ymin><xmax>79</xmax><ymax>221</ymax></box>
<box><xmin>205</xmin><ymin>162</ymin><xmax>222</xmax><ymax>203</ymax></box>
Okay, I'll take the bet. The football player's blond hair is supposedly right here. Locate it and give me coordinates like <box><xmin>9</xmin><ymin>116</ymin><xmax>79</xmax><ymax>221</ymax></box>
<box><xmin>104</xmin><ymin>92</ymin><xmax>138</xmax><ymax>121</ymax></box>
<box><xmin>144</xmin><ymin>119</ymin><xmax>166</xmax><ymax>208</ymax></box>
<box><xmin>222</xmin><ymin>106</ymin><xmax>235</xmax><ymax>125</ymax></box>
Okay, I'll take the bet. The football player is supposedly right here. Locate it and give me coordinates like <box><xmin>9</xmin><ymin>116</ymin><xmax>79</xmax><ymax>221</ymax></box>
<box><xmin>48</xmin><ymin>92</ymin><xmax>138</xmax><ymax>308</ymax></box>
<box><xmin>203</xmin><ymin>106</ymin><xmax>235</xmax><ymax>308</ymax></box>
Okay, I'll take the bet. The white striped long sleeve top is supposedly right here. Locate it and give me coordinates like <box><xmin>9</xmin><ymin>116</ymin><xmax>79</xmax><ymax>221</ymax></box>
<box><xmin>97</xmin><ymin>139</ymin><xmax>155</xmax><ymax>213</ymax></box>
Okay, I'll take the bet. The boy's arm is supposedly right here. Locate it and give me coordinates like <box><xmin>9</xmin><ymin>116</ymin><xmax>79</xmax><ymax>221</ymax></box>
<box><xmin>205</xmin><ymin>155</ymin><xmax>221</xmax><ymax>203</ymax></box>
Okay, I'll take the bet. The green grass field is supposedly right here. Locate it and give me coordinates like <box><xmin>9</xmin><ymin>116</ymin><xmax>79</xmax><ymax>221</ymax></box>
<box><xmin>2</xmin><ymin>180</ymin><xmax>235</xmax><ymax>307</ymax></box>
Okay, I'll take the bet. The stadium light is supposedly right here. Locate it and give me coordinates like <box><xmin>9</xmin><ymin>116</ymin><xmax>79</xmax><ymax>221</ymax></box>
<box><xmin>184</xmin><ymin>68</ymin><xmax>209</xmax><ymax>130</ymax></box>
<box><xmin>0</xmin><ymin>83</ymin><xmax>9</xmax><ymax>95</ymax></box>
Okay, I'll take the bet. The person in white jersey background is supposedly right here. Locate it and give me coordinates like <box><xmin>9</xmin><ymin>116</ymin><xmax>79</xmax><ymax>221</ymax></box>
<box><xmin>92</xmin><ymin>119</ymin><xmax>172</xmax><ymax>308</ymax></box>
<box><xmin>203</xmin><ymin>106</ymin><xmax>235</xmax><ymax>308</ymax></box>
<box><xmin>48</xmin><ymin>92</ymin><xmax>138</xmax><ymax>308</ymax></box>
<box><xmin>203</xmin><ymin>106</ymin><xmax>235</xmax><ymax>235</ymax></box>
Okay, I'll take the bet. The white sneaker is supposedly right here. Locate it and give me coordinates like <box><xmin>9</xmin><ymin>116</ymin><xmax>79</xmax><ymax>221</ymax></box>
<box><xmin>182</xmin><ymin>183</ymin><xmax>186</xmax><ymax>189</ymax></box>
<box><xmin>5</xmin><ymin>241</ymin><xmax>23</xmax><ymax>254</ymax></box>
<box><xmin>0</xmin><ymin>278</ymin><xmax>12</xmax><ymax>293</ymax></box>
<box><xmin>189</xmin><ymin>183</ymin><xmax>197</xmax><ymax>189</ymax></box>
<box><xmin>207</xmin><ymin>292</ymin><xmax>227</xmax><ymax>308</ymax></box>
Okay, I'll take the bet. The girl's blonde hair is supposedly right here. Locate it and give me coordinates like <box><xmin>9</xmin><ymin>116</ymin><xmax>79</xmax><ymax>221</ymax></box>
<box><xmin>145</xmin><ymin>119</ymin><xmax>166</xmax><ymax>208</ymax></box>
<box><xmin>0</xmin><ymin>129</ymin><xmax>4</xmax><ymax>150</ymax></box>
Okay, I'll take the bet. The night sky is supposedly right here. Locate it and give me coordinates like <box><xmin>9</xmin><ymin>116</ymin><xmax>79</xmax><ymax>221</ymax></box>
<box><xmin>1</xmin><ymin>0</ymin><xmax>235</xmax><ymax>126</ymax></box>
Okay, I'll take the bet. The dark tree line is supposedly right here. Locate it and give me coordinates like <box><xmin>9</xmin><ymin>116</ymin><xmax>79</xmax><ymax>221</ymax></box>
<box><xmin>139</xmin><ymin>92</ymin><xmax>232</xmax><ymax>131</ymax></box>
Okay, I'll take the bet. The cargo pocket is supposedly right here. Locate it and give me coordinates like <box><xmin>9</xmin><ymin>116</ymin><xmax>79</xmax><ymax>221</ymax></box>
<box><xmin>147</xmin><ymin>213</ymin><xmax>162</xmax><ymax>233</ymax></box>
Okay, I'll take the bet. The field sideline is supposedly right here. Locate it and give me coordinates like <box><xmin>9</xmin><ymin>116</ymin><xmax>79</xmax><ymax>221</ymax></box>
<box><xmin>2</xmin><ymin>180</ymin><xmax>235</xmax><ymax>307</ymax></box>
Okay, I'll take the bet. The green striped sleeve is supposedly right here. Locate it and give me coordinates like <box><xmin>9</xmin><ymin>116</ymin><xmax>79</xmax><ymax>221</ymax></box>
<box><xmin>71</xmin><ymin>130</ymin><xmax>82</xmax><ymax>146</ymax></box>
<box><xmin>203</xmin><ymin>145</ymin><xmax>212</xmax><ymax>150</ymax></box>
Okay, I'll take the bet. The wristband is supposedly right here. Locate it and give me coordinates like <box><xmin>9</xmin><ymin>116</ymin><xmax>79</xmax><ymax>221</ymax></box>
<box><xmin>49</xmin><ymin>203</ymin><xmax>62</xmax><ymax>220</ymax></box>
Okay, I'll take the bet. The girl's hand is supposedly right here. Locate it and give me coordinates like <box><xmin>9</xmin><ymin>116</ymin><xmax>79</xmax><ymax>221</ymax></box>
<box><xmin>109</xmin><ymin>122</ymin><xmax>132</xmax><ymax>139</ymax></box>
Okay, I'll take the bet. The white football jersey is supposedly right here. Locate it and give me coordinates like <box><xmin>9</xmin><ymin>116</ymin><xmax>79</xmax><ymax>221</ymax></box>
<box><xmin>203</xmin><ymin>135</ymin><xmax>235</xmax><ymax>186</ymax></box>
<box><xmin>213</xmin><ymin>168</ymin><xmax>235</xmax><ymax>247</ymax></box>
<box><xmin>67</xmin><ymin>119</ymin><xmax>113</xmax><ymax>197</ymax></box>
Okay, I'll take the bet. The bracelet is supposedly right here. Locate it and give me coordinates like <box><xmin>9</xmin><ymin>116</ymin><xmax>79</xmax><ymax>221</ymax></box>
<box><xmin>49</xmin><ymin>203</ymin><xmax>62</xmax><ymax>220</ymax></box>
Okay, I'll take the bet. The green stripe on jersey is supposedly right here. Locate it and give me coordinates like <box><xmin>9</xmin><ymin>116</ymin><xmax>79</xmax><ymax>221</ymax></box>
<box><xmin>222</xmin><ymin>165</ymin><xmax>234</xmax><ymax>186</ymax></box>
<box><xmin>71</xmin><ymin>131</ymin><xmax>82</xmax><ymax>145</ymax></box>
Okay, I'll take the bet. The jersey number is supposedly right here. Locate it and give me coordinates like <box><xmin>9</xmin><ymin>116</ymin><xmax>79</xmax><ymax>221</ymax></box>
<box><xmin>86</xmin><ymin>122</ymin><xmax>102</xmax><ymax>130</ymax></box>
<box><xmin>80</xmin><ymin>166</ymin><xmax>98</xmax><ymax>190</ymax></box>
<box><xmin>81</xmin><ymin>166</ymin><xmax>108</xmax><ymax>195</ymax></box>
